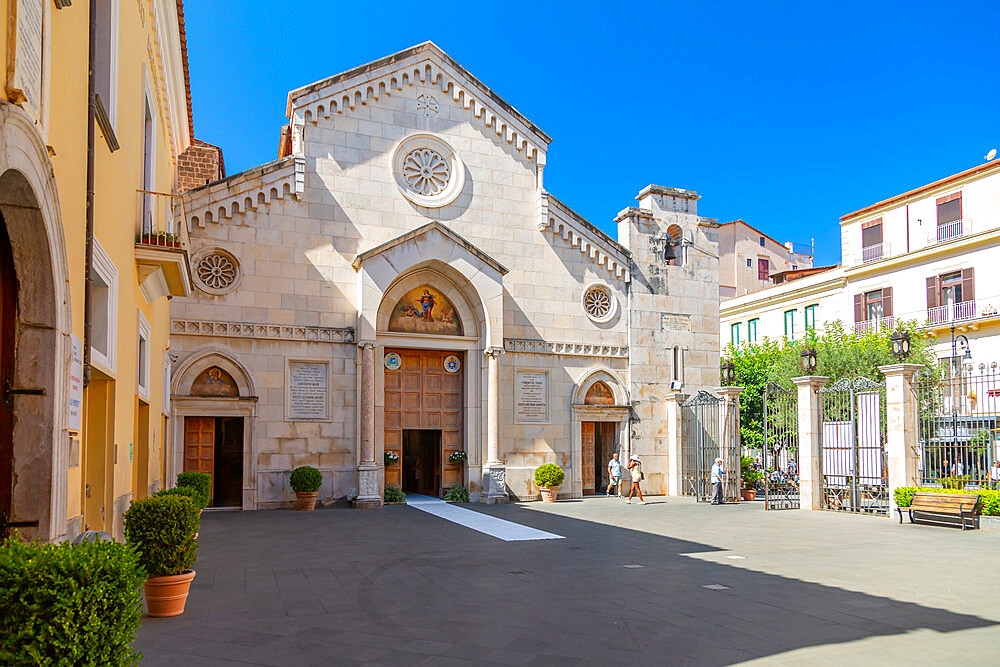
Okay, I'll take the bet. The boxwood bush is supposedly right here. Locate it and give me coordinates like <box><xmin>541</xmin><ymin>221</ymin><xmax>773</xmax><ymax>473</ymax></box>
<box><xmin>290</xmin><ymin>466</ymin><xmax>323</xmax><ymax>493</ymax></box>
<box><xmin>534</xmin><ymin>464</ymin><xmax>565</xmax><ymax>488</ymax></box>
<box><xmin>894</xmin><ymin>486</ymin><xmax>1000</xmax><ymax>515</ymax></box>
<box><xmin>123</xmin><ymin>495</ymin><xmax>199</xmax><ymax>578</ymax></box>
<box><xmin>384</xmin><ymin>485</ymin><xmax>406</xmax><ymax>503</ymax></box>
<box><xmin>444</xmin><ymin>484</ymin><xmax>470</xmax><ymax>503</ymax></box>
<box><xmin>154</xmin><ymin>484</ymin><xmax>208</xmax><ymax>509</ymax></box>
<box><xmin>0</xmin><ymin>536</ymin><xmax>145</xmax><ymax>666</ymax></box>
<box><xmin>176</xmin><ymin>472</ymin><xmax>211</xmax><ymax>504</ymax></box>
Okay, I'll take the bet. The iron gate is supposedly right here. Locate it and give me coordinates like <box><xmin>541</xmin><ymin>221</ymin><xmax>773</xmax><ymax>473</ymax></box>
<box><xmin>681</xmin><ymin>391</ymin><xmax>739</xmax><ymax>502</ymax></box>
<box><xmin>818</xmin><ymin>377</ymin><xmax>888</xmax><ymax>515</ymax></box>
<box><xmin>763</xmin><ymin>382</ymin><xmax>798</xmax><ymax>510</ymax></box>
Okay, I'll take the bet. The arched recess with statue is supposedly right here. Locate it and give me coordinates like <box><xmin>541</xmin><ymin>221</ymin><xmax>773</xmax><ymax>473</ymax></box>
<box><xmin>571</xmin><ymin>368</ymin><xmax>630</xmax><ymax>497</ymax></box>
<box><xmin>353</xmin><ymin>221</ymin><xmax>508</xmax><ymax>504</ymax></box>
<box><xmin>169</xmin><ymin>349</ymin><xmax>258</xmax><ymax>509</ymax></box>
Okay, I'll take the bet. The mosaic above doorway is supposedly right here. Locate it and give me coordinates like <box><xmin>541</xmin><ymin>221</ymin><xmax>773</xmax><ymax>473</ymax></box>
<box><xmin>388</xmin><ymin>285</ymin><xmax>463</xmax><ymax>335</ymax></box>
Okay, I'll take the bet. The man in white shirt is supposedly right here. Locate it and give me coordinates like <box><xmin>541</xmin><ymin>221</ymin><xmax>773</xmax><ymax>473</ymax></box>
<box><xmin>951</xmin><ymin>460</ymin><xmax>965</xmax><ymax>477</ymax></box>
<box><xmin>989</xmin><ymin>460</ymin><xmax>1000</xmax><ymax>489</ymax></box>
<box><xmin>711</xmin><ymin>457</ymin><xmax>725</xmax><ymax>505</ymax></box>
<box><xmin>606</xmin><ymin>453</ymin><xmax>622</xmax><ymax>497</ymax></box>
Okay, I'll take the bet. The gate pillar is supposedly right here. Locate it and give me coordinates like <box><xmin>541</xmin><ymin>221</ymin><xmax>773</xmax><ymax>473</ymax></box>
<box><xmin>879</xmin><ymin>364</ymin><xmax>924</xmax><ymax>515</ymax></box>
<box><xmin>716</xmin><ymin>386</ymin><xmax>744</xmax><ymax>501</ymax></box>
<box><xmin>792</xmin><ymin>375</ymin><xmax>828</xmax><ymax>510</ymax></box>
<box><xmin>664</xmin><ymin>391</ymin><xmax>687</xmax><ymax>496</ymax></box>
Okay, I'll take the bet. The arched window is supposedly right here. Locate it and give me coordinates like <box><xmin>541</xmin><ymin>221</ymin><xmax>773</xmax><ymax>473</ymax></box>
<box><xmin>584</xmin><ymin>381</ymin><xmax>616</xmax><ymax>405</ymax></box>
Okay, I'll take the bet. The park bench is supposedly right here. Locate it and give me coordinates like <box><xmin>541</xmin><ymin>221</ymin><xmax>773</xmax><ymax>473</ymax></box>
<box><xmin>897</xmin><ymin>492</ymin><xmax>981</xmax><ymax>530</ymax></box>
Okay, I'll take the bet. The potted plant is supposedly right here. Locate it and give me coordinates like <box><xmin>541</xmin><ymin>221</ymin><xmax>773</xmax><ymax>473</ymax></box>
<box><xmin>123</xmin><ymin>494</ymin><xmax>199</xmax><ymax>617</ymax></box>
<box><xmin>384</xmin><ymin>485</ymin><xmax>406</xmax><ymax>504</ymax></box>
<box><xmin>444</xmin><ymin>484</ymin><xmax>470</xmax><ymax>503</ymax></box>
<box><xmin>448</xmin><ymin>451</ymin><xmax>467</xmax><ymax>464</ymax></box>
<box><xmin>290</xmin><ymin>465</ymin><xmax>322</xmax><ymax>510</ymax></box>
<box><xmin>740</xmin><ymin>456</ymin><xmax>763</xmax><ymax>501</ymax></box>
<box><xmin>534</xmin><ymin>464</ymin><xmax>565</xmax><ymax>502</ymax></box>
<box><xmin>384</xmin><ymin>450</ymin><xmax>399</xmax><ymax>466</ymax></box>
<box><xmin>176</xmin><ymin>471</ymin><xmax>212</xmax><ymax>512</ymax></box>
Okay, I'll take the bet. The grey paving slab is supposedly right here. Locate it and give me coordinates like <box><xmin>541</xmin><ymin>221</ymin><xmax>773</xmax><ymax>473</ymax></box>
<box><xmin>134</xmin><ymin>496</ymin><xmax>1000</xmax><ymax>665</ymax></box>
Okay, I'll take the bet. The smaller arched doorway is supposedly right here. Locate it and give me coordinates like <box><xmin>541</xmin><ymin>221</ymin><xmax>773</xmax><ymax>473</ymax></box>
<box><xmin>572</xmin><ymin>371</ymin><xmax>630</xmax><ymax>497</ymax></box>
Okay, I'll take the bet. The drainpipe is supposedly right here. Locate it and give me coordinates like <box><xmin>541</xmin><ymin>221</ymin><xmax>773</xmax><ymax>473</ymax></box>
<box><xmin>83</xmin><ymin>0</ymin><xmax>96</xmax><ymax>387</ymax></box>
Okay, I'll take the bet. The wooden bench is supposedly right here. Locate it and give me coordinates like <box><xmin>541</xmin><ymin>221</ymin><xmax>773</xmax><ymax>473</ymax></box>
<box><xmin>897</xmin><ymin>492</ymin><xmax>981</xmax><ymax>530</ymax></box>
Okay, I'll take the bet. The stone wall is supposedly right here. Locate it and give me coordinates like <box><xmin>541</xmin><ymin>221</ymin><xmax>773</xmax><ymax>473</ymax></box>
<box><xmin>177</xmin><ymin>139</ymin><xmax>224</xmax><ymax>193</ymax></box>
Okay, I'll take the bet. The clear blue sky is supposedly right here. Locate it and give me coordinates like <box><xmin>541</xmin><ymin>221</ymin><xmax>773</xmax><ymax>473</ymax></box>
<box><xmin>184</xmin><ymin>1</ymin><xmax>999</xmax><ymax>267</ymax></box>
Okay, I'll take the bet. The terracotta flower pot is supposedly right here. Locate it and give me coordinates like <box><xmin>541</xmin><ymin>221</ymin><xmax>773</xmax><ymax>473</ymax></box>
<box><xmin>144</xmin><ymin>570</ymin><xmax>196</xmax><ymax>617</ymax></box>
<box><xmin>741</xmin><ymin>489</ymin><xmax>757</xmax><ymax>502</ymax></box>
<box><xmin>539</xmin><ymin>485</ymin><xmax>560</xmax><ymax>503</ymax></box>
<box><xmin>296</xmin><ymin>491</ymin><xmax>319</xmax><ymax>511</ymax></box>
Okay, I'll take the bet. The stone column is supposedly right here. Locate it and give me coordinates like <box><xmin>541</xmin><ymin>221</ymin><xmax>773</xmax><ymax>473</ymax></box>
<box><xmin>791</xmin><ymin>375</ymin><xmax>828</xmax><ymax>511</ymax></box>
<box><xmin>879</xmin><ymin>363</ymin><xmax>924</xmax><ymax>516</ymax></box>
<box><xmin>716</xmin><ymin>387</ymin><xmax>744</xmax><ymax>501</ymax></box>
<box><xmin>664</xmin><ymin>391</ymin><xmax>687</xmax><ymax>496</ymax></box>
<box><xmin>482</xmin><ymin>346</ymin><xmax>508</xmax><ymax>503</ymax></box>
<box><xmin>354</xmin><ymin>341</ymin><xmax>381</xmax><ymax>509</ymax></box>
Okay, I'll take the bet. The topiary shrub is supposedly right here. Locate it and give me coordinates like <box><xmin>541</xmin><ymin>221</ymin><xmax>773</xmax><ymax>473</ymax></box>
<box><xmin>290</xmin><ymin>466</ymin><xmax>323</xmax><ymax>493</ymax></box>
<box><xmin>176</xmin><ymin>472</ymin><xmax>211</xmax><ymax>505</ymax></box>
<box><xmin>154</xmin><ymin>485</ymin><xmax>207</xmax><ymax>510</ymax></box>
<box><xmin>444</xmin><ymin>484</ymin><xmax>470</xmax><ymax>503</ymax></box>
<box><xmin>123</xmin><ymin>495</ymin><xmax>199</xmax><ymax>578</ymax></box>
<box><xmin>0</xmin><ymin>536</ymin><xmax>145</xmax><ymax>666</ymax></box>
<box><xmin>534</xmin><ymin>464</ymin><xmax>565</xmax><ymax>488</ymax></box>
<box><xmin>384</xmin><ymin>485</ymin><xmax>406</xmax><ymax>503</ymax></box>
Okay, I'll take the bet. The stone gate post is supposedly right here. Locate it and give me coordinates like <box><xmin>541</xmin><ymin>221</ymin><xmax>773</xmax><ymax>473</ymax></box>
<box><xmin>792</xmin><ymin>375</ymin><xmax>828</xmax><ymax>511</ymax></box>
<box><xmin>879</xmin><ymin>363</ymin><xmax>924</xmax><ymax>515</ymax></box>
<box><xmin>716</xmin><ymin>386</ymin><xmax>744</xmax><ymax>499</ymax></box>
<box><xmin>664</xmin><ymin>391</ymin><xmax>687</xmax><ymax>496</ymax></box>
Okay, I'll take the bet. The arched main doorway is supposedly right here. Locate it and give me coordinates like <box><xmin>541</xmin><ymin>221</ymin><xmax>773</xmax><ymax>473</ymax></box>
<box><xmin>572</xmin><ymin>370</ymin><xmax>630</xmax><ymax>497</ymax></box>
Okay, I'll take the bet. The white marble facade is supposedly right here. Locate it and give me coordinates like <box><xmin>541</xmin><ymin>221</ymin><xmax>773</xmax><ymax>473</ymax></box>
<box><xmin>169</xmin><ymin>42</ymin><xmax>720</xmax><ymax>508</ymax></box>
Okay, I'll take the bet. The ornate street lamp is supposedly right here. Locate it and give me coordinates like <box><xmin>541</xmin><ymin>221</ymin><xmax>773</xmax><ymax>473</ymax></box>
<box><xmin>800</xmin><ymin>347</ymin><xmax>818</xmax><ymax>374</ymax></box>
<box><xmin>890</xmin><ymin>329</ymin><xmax>911</xmax><ymax>360</ymax></box>
<box><xmin>721</xmin><ymin>359</ymin><xmax>736</xmax><ymax>385</ymax></box>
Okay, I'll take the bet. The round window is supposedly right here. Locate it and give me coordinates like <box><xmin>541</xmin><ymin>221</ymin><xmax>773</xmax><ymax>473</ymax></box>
<box><xmin>392</xmin><ymin>134</ymin><xmax>465</xmax><ymax>209</ymax></box>
<box><xmin>582</xmin><ymin>284</ymin><xmax>618</xmax><ymax>323</ymax></box>
<box><xmin>193</xmin><ymin>248</ymin><xmax>241</xmax><ymax>295</ymax></box>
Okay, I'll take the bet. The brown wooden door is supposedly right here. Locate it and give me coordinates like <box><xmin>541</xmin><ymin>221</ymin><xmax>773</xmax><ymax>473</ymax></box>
<box><xmin>0</xmin><ymin>217</ymin><xmax>15</xmax><ymax>520</ymax></box>
<box><xmin>184</xmin><ymin>417</ymin><xmax>215</xmax><ymax>498</ymax></box>
<box><xmin>582</xmin><ymin>421</ymin><xmax>595</xmax><ymax>495</ymax></box>
<box><xmin>597</xmin><ymin>423</ymin><xmax>617</xmax><ymax>491</ymax></box>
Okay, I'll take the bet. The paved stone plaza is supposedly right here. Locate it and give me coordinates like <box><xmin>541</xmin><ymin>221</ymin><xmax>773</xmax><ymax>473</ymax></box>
<box><xmin>135</xmin><ymin>498</ymin><xmax>1000</xmax><ymax>665</ymax></box>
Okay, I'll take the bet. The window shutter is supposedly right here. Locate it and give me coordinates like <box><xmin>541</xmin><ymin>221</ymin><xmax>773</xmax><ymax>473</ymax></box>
<box><xmin>853</xmin><ymin>293</ymin><xmax>864</xmax><ymax>323</ymax></box>
<box><xmin>882</xmin><ymin>286</ymin><xmax>893</xmax><ymax>318</ymax></box>
<box><xmin>926</xmin><ymin>276</ymin><xmax>938</xmax><ymax>309</ymax></box>
<box><xmin>961</xmin><ymin>267</ymin><xmax>975</xmax><ymax>303</ymax></box>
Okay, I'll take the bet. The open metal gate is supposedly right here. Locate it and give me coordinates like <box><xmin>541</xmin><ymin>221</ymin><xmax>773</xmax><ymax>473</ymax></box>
<box><xmin>818</xmin><ymin>377</ymin><xmax>888</xmax><ymax>515</ymax></box>
<box><xmin>763</xmin><ymin>382</ymin><xmax>798</xmax><ymax>510</ymax></box>
<box><xmin>681</xmin><ymin>391</ymin><xmax>739</xmax><ymax>502</ymax></box>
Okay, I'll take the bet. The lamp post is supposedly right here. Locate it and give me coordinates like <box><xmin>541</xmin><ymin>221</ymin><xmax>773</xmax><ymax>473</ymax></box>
<box><xmin>950</xmin><ymin>324</ymin><xmax>972</xmax><ymax>481</ymax></box>
<box><xmin>721</xmin><ymin>358</ymin><xmax>735</xmax><ymax>385</ymax></box>
<box><xmin>800</xmin><ymin>347</ymin><xmax>818</xmax><ymax>374</ymax></box>
<box><xmin>889</xmin><ymin>329</ymin><xmax>911</xmax><ymax>360</ymax></box>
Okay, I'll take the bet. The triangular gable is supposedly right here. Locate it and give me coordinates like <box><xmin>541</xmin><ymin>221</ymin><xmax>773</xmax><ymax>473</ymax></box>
<box><xmin>287</xmin><ymin>42</ymin><xmax>550</xmax><ymax>164</ymax></box>
<box><xmin>352</xmin><ymin>221</ymin><xmax>509</xmax><ymax>276</ymax></box>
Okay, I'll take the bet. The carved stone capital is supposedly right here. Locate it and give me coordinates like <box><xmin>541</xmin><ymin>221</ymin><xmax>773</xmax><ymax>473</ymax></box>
<box><xmin>483</xmin><ymin>346</ymin><xmax>506</xmax><ymax>359</ymax></box>
<box><xmin>358</xmin><ymin>340</ymin><xmax>377</xmax><ymax>350</ymax></box>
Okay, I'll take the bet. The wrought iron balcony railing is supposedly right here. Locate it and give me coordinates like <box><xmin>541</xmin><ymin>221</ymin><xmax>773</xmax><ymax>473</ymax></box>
<box><xmin>854</xmin><ymin>316</ymin><xmax>894</xmax><ymax>335</ymax></box>
<box><xmin>861</xmin><ymin>243</ymin><xmax>883</xmax><ymax>264</ymax></box>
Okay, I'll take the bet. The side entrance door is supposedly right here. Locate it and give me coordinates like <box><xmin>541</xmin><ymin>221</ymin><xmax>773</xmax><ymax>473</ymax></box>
<box><xmin>184</xmin><ymin>417</ymin><xmax>215</xmax><ymax>501</ymax></box>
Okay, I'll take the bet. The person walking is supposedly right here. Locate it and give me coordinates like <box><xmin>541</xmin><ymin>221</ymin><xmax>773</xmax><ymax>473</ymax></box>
<box><xmin>606</xmin><ymin>452</ymin><xmax>623</xmax><ymax>497</ymax></box>
<box><xmin>710</xmin><ymin>457</ymin><xmax>725</xmax><ymax>505</ymax></box>
<box><xmin>989</xmin><ymin>460</ymin><xmax>1000</xmax><ymax>489</ymax></box>
<box><xmin>626</xmin><ymin>454</ymin><xmax>645</xmax><ymax>504</ymax></box>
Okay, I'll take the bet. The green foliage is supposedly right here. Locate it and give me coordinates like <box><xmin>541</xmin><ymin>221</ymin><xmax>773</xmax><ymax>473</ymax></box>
<box><xmin>154</xmin><ymin>484</ymin><xmax>208</xmax><ymax>509</ymax></box>
<box><xmin>444</xmin><ymin>484</ymin><xmax>470</xmax><ymax>502</ymax></box>
<box><xmin>942</xmin><ymin>476</ymin><xmax>969</xmax><ymax>490</ymax></box>
<box><xmin>741</xmin><ymin>456</ymin><xmax>763</xmax><ymax>490</ymax></box>
<box><xmin>384</xmin><ymin>485</ymin><xmax>406</xmax><ymax>502</ymax></box>
<box><xmin>176</xmin><ymin>472</ymin><xmax>211</xmax><ymax>504</ymax></box>
<box><xmin>894</xmin><ymin>486</ymin><xmax>1000</xmax><ymax>515</ymax></box>
<box><xmin>123</xmin><ymin>495</ymin><xmax>199</xmax><ymax>578</ymax></box>
<box><xmin>448</xmin><ymin>451</ymin><xmax>468</xmax><ymax>463</ymax></box>
<box><xmin>289</xmin><ymin>466</ymin><xmax>322</xmax><ymax>493</ymax></box>
<box><xmin>534</xmin><ymin>464</ymin><xmax>565</xmax><ymax>487</ymax></box>
<box><xmin>0</xmin><ymin>536</ymin><xmax>145</xmax><ymax>666</ymax></box>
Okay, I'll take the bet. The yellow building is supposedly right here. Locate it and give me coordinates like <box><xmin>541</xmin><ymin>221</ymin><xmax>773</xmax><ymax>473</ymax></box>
<box><xmin>1</xmin><ymin>0</ymin><xmax>193</xmax><ymax>541</ymax></box>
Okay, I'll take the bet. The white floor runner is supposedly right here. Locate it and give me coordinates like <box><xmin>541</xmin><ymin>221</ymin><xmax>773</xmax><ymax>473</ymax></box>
<box><xmin>405</xmin><ymin>494</ymin><xmax>564</xmax><ymax>542</ymax></box>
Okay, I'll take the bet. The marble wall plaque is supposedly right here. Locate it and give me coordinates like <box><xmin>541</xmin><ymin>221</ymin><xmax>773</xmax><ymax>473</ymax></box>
<box><xmin>288</xmin><ymin>361</ymin><xmax>328</xmax><ymax>420</ymax></box>
<box><xmin>515</xmin><ymin>370</ymin><xmax>548</xmax><ymax>423</ymax></box>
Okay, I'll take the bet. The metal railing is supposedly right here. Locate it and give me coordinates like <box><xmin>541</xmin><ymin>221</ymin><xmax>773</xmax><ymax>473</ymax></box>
<box><xmin>861</xmin><ymin>243</ymin><xmax>884</xmax><ymax>263</ymax></box>
<box><xmin>916</xmin><ymin>363</ymin><xmax>1000</xmax><ymax>490</ymax></box>
<box><xmin>854</xmin><ymin>316</ymin><xmax>894</xmax><ymax>336</ymax></box>
<box><xmin>927</xmin><ymin>300</ymin><xmax>976</xmax><ymax>325</ymax></box>
<box><xmin>135</xmin><ymin>189</ymin><xmax>188</xmax><ymax>249</ymax></box>
<box><xmin>787</xmin><ymin>241</ymin><xmax>813</xmax><ymax>257</ymax></box>
<box><xmin>935</xmin><ymin>219</ymin><xmax>964</xmax><ymax>243</ymax></box>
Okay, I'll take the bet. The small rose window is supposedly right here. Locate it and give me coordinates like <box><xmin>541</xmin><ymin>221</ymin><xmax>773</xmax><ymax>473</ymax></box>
<box><xmin>583</xmin><ymin>284</ymin><xmax>617</xmax><ymax>323</ymax></box>
<box><xmin>193</xmin><ymin>248</ymin><xmax>241</xmax><ymax>295</ymax></box>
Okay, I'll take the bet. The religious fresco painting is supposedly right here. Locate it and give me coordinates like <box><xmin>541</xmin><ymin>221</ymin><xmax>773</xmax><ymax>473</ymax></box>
<box><xmin>190</xmin><ymin>366</ymin><xmax>240</xmax><ymax>397</ymax></box>
<box><xmin>388</xmin><ymin>285</ymin><xmax>463</xmax><ymax>335</ymax></box>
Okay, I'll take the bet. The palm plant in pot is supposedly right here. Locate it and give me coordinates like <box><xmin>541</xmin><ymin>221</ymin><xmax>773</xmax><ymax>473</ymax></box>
<box><xmin>740</xmin><ymin>456</ymin><xmax>763</xmax><ymax>501</ymax></box>
<box><xmin>123</xmin><ymin>494</ymin><xmax>199</xmax><ymax>617</ymax></box>
<box><xmin>290</xmin><ymin>465</ymin><xmax>322</xmax><ymax>510</ymax></box>
<box><xmin>534</xmin><ymin>464</ymin><xmax>565</xmax><ymax>502</ymax></box>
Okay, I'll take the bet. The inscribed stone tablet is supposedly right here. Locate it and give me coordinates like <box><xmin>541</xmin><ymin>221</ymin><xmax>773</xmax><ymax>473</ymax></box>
<box><xmin>516</xmin><ymin>371</ymin><xmax>548</xmax><ymax>423</ymax></box>
<box><xmin>289</xmin><ymin>362</ymin><xmax>328</xmax><ymax>420</ymax></box>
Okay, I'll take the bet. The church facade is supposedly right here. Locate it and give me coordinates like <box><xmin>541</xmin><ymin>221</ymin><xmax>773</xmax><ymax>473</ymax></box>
<box><xmin>170</xmin><ymin>43</ymin><xmax>720</xmax><ymax>508</ymax></box>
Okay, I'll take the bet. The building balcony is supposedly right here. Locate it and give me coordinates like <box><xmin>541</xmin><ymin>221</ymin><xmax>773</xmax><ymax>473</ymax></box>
<box><xmin>861</xmin><ymin>243</ymin><xmax>883</xmax><ymax>264</ymax></box>
<box><xmin>926</xmin><ymin>300</ymin><xmax>1000</xmax><ymax>332</ymax></box>
<box><xmin>134</xmin><ymin>190</ymin><xmax>192</xmax><ymax>300</ymax></box>
<box><xmin>933</xmin><ymin>219</ymin><xmax>964</xmax><ymax>243</ymax></box>
<box><xmin>854</xmin><ymin>316</ymin><xmax>894</xmax><ymax>335</ymax></box>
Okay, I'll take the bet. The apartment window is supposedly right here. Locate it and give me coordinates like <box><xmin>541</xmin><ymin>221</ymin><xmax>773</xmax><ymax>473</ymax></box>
<box><xmin>89</xmin><ymin>238</ymin><xmax>119</xmax><ymax>372</ymax></box>
<box><xmin>748</xmin><ymin>318</ymin><xmax>759</xmax><ymax>343</ymax></box>
<box><xmin>759</xmin><ymin>236</ymin><xmax>765</xmax><ymax>247</ymax></box>
<box><xmin>94</xmin><ymin>0</ymin><xmax>120</xmax><ymax>141</ymax></box>
<box><xmin>937</xmin><ymin>193</ymin><xmax>962</xmax><ymax>226</ymax></box>
<box><xmin>853</xmin><ymin>287</ymin><xmax>893</xmax><ymax>325</ymax></box>
<box><xmin>730</xmin><ymin>322</ymin><xmax>742</xmax><ymax>346</ymax></box>
<box><xmin>783</xmin><ymin>310</ymin><xmax>795</xmax><ymax>338</ymax></box>
<box><xmin>137</xmin><ymin>312</ymin><xmax>150</xmax><ymax>401</ymax></box>
<box><xmin>804</xmin><ymin>304</ymin><xmax>817</xmax><ymax>331</ymax></box>
<box><xmin>927</xmin><ymin>269</ymin><xmax>975</xmax><ymax>323</ymax></box>
<box><xmin>758</xmin><ymin>258</ymin><xmax>769</xmax><ymax>281</ymax></box>
<box><xmin>746</xmin><ymin>258</ymin><xmax>752</xmax><ymax>267</ymax></box>
<box><xmin>141</xmin><ymin>94</ymin><xmax>156</xmax><ymax>233</ymax></box>
<box><xmin>861</xmin><ymin>218</ymin><xmax>883</xmax><ymax>262</ymax></box>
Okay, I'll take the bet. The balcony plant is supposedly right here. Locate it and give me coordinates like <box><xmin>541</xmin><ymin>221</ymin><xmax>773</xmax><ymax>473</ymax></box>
<box><xmin>534</xmin><ymin>463</ymin><xmax>565</xmax><ymax>503</ymax></box>
<box><xmin>290</xmin><ymin>465</ymin><xmax>323</xmax><ymax>511</ymax></box>
<box><xmin>123</xmin><ymin>494</ymin><xmax>199</xmax><ymax>617</ymax></box>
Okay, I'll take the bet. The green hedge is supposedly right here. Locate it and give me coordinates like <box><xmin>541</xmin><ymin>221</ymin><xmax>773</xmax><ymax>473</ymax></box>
<box><xmin>0</xmin><ymin>537</ymin><xmax>145</xmax><ymax>666</ymax></box>
<box><xmin>154</xmin><ymin>484</ymin><xmax>208</xmax><ymax>509</ymax></box>
<box><xmin>894</xmin><ymin>487</ymin><xmax>1000</xmax><ymax>516</ymax></box>
<box><xmin>124</xmin><ymin>495</ymin><xmax>199</xmax><ymax>577</ymax></box>
<box><xmin>176</xmin><ymin>472</ymin><xmax>211</xmax><ymax>504</ymax></box>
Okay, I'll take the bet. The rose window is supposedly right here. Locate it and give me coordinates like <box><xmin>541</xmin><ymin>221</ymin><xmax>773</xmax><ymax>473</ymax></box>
<box><xmin>402</xmin><ymin>149</ymin><xmax>450</xmax><ymax>196</ymax></box>
<box><xmin>194</xmin><ymin>250</ymin><xmax>241</xmax><ymax>294</ymax></box>
<box><xmin>583</xmin><ymin>284</ymin><xmax>617</xmax><ymax>323</ymax></box>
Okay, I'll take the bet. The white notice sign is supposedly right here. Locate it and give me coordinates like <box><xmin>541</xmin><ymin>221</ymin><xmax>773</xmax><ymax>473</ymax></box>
<box><xmin>68</xmin><ymin>335</ymin><xmax>83</xmax><ymax>431</ymax></box>
<box><xmin>11</xmin><ymin>0</ymin><xmax>44</xmax><ymax>117</ymax></box>
<box><xmin>288</xmin><ymin>362</ymin><xmax>328</xmax><ymax>420</ymax></box>
<box><xmin>516</xmin><ymin>371</ymin><xmax>548</xmax><ymax>423</ymax></box>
